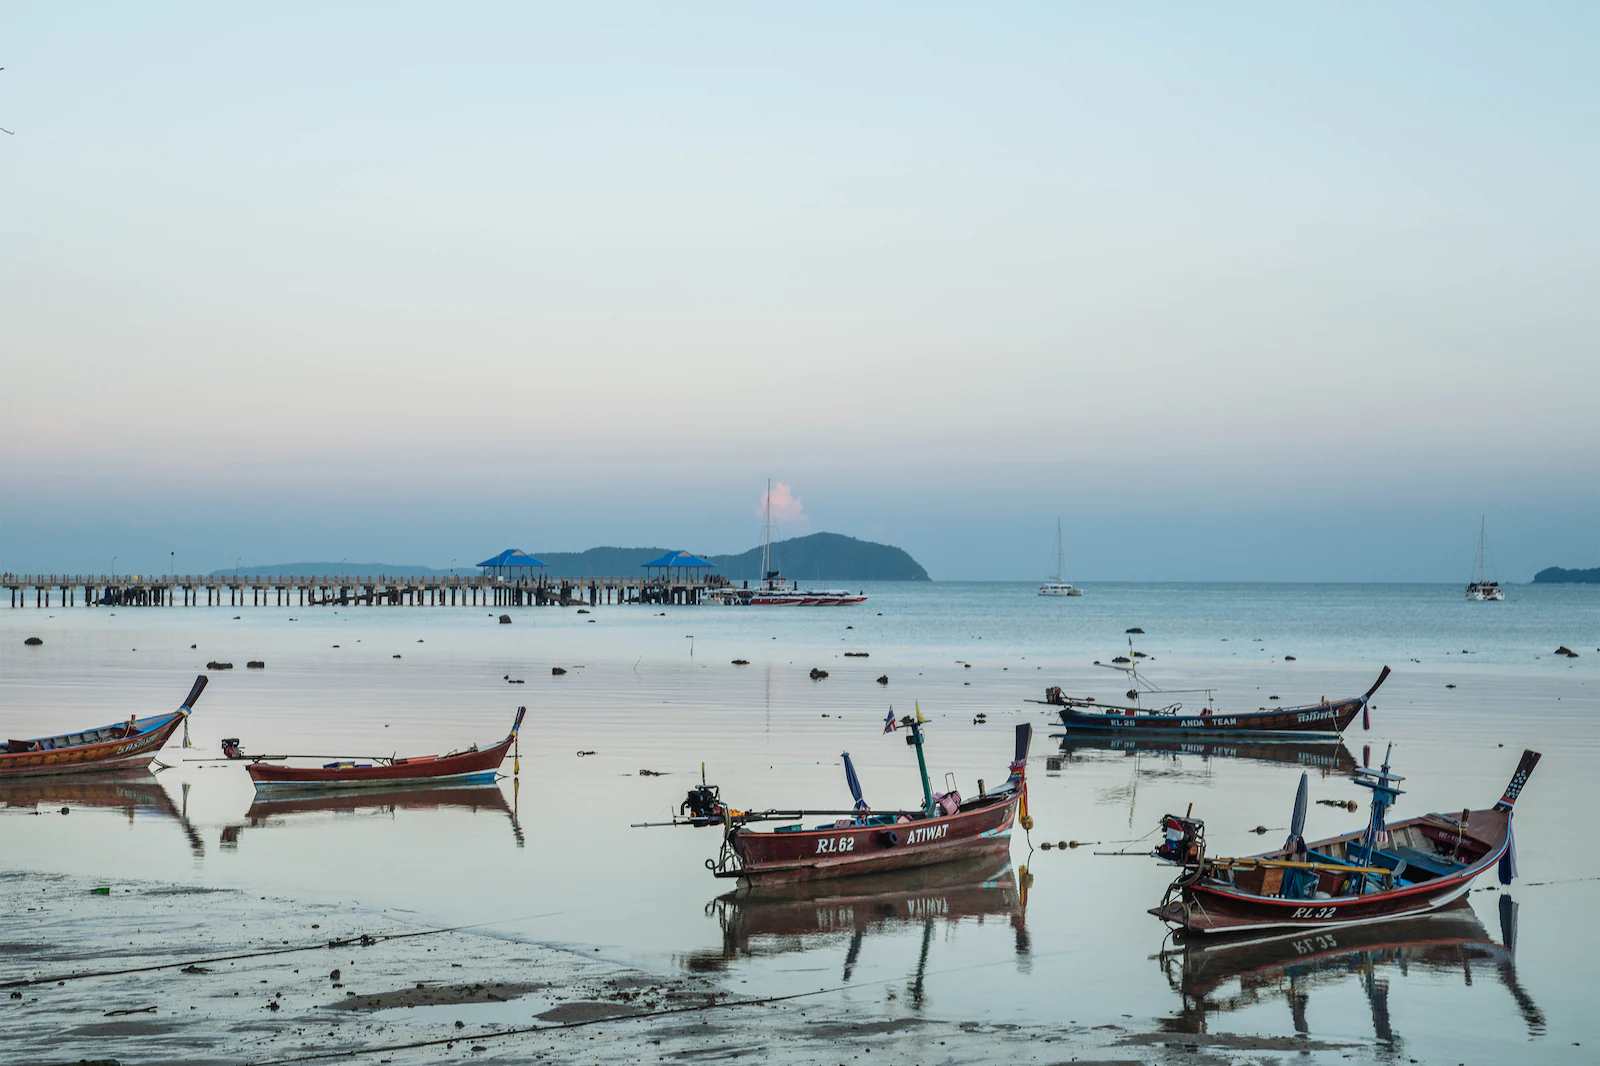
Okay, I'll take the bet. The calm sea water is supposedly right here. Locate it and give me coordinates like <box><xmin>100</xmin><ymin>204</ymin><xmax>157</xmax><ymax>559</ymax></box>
<box><xmin>4</xmin><ymin>582</ymin><xmax>1597</xmax><ymax>1061</ymax></box>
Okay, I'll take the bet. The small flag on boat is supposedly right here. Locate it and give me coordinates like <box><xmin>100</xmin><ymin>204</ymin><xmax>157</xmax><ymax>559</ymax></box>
<box><xmin>915</xmin><ymin>702</ymin><xmax>928</xmax><ymax>725</ymax></box>
<box><xmin>883</xmin><ymin>708</ymin><xmax>898</xmax><ymax>734</ymax></box>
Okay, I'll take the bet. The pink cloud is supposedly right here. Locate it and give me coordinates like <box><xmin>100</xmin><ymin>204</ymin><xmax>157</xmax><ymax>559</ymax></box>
<box><xmin>757</xmin><ymin>482</ymin><xmax>806</xmax><ymax>523</ymax></box>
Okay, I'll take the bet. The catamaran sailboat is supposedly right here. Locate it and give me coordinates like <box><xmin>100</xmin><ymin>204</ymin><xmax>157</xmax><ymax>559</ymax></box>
<box><xmin>1466</xmin><ymin>518</ymin><xmax>1504</xmax><ymax>601</ymax></box>
<box><xmin>1039</xmin><ymin>519</ymin><xmax>1082</xmax><ymax>596</ymax></box>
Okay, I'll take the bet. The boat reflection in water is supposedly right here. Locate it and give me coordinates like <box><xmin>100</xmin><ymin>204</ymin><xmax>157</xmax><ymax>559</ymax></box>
<box><xmin>689</xmin><ymin>854</ymin><xmax>1031</xmax><ymax>1002</ymax></box>
<box><xmin>0</xmin><ymin>771</ymin><xmax>205</xmax><ymax>856</ymax></box>
<box><xmin>1050</xmin><ymin>735</ymin><xmax>1359</xmax><ymax>776</ymax></box>
<box><xmin>1156</xmin><ymin>896</ymin><xmax>1544</xmax><ymax>1044</ymax></box>
<box><xmin>221</xmin><ymin>780</ymin><xmax>523</xmax><ymax>850</ymax></box>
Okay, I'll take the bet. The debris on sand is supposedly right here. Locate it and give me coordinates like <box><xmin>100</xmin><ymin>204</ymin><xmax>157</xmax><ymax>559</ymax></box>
<box><xmin>552</xmin><ymin>667</ymin><xmax>568</xmax><ymax>675</ymax></box>
<box><xmin>877</xmin><ymin>675</ymin><xmax>889</xmax><ymax>685</ymax></box>
<box><xmin>1555</xmin><ymin>646</ymin><xmax>1579</xmax><ymax>658</ymax></box>
<box><xmin>247</xmin><ymin>661</ymin><xmax>265</xmax><ymax>669</ymax></box>
<box><xmin>24</xmin><ymin>636</ymin><xmax>43</xmax><ymax>645</ymax></box>
<box><xmin>1126</xmin><ymin>627</ymin><xmax>1144</xmax><ymax>634</ymax></box>
<box><xmin>731</xmin><ymin>659</ymin><xmax>750</xmax><ymax>665</ymax></box>
<box><xmin>844</xmin><ymin>652</ymin><xmax>869</xmax><ymax>658</ymax></box>
<box><xmin>498</xmin><ymin>615</ymin><xmax>512</xmax><ymax>624</ymax></box>
<box><xmin>206</xmin><ymin>661</ymin><xmax>234</xmax><ymax>670</ymax></box>
<box><xmin>809</xmin><ymin>668</ymin><xmax>829</xmax><ymax>680</ymax></box>
<box><xmin>638</xmin><ymin>769</ymin><xmax>666</xmax><ymax>777</ymax></box>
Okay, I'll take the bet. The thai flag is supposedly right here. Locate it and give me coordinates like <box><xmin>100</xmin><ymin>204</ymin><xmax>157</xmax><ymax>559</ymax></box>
<box><xmin>883</xmin><ymin>708</ymin><xmax>898</xmax><ymax>734</ymax></box>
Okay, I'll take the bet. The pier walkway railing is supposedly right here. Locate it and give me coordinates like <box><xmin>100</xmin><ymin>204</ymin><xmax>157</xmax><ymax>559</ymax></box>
<box><xmin>3</xmin><ymin>573</ymin><xmax>728</xmax><ymax>609</ymax></box>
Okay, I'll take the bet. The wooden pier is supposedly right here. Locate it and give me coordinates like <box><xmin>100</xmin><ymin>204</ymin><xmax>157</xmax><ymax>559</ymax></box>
<box><xmin>3</xmin><ymin>573</ymin><xmax>730</xmax><ymax>609</ymax></box>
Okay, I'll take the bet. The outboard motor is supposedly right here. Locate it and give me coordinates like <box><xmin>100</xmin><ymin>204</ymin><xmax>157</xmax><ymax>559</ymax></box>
<box><xmin>1157</xmin><ymin>813</ymin><xmax>1205</xmax><ymax>864</ymax></box>
<box><xmin>681</xmin><ymin>782</ymin><xmax>725</xmax><ymax>823</ymax></box>
<box><xmin>220</xmin><ymin>737</ymin><xmax>245</xmax><ymax>760</ymax></box>
<box><xmin>1044</xmin><ymin>686</ymin><xmax>1064</xmax><ymax>706</ymax></box>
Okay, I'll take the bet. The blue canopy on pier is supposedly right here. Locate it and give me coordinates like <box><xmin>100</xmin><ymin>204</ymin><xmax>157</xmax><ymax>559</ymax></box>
<box><xmin>478</xmin><ymin>549</ymin><xmax>548</xmax><ymax>577</ymax></box>
<box><xmin>641</xmin><ymin>551</ymin><xmax>716</xmax><ymax>569</ymax></box>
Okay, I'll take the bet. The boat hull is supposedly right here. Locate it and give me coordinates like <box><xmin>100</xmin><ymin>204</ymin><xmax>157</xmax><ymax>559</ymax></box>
<box><xmin>729</xmin><ymin>793</ymin><xmax>1019</xmax><ymax>886</ymax></box>
<box><xmin>1060</xmin><ymin>696</ymin><xmax>1363</xmax><ymax>739</ymax></box>
<box><xmin>0</xmin><ymin>713</ymin><xmax>186</xmax><ymax>779</ymax></box>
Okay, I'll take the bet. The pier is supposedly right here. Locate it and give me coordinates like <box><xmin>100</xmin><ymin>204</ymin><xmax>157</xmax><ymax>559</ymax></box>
<box><xmin>2</xmin><ymin>573</ymin><xmax>729</xmax><ymax>609</ymax></box>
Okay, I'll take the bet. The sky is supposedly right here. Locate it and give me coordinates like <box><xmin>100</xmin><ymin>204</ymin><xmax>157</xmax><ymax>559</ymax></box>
<box><xmin>2</xmin><ymin>3</ymin><xmax>1596</xmax><ymax>581</ymax></box>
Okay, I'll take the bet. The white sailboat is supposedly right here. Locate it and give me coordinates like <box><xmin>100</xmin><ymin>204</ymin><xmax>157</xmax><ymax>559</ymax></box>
<box><xmin>1465</xmin><ymin>517</ymin><xmax>1505</xmax><ymax>601</ymax></box>
<box><xmin>1039</xmin><ymin>519</ymin><xmax>1082</xmax><ymax>597</ymax></box>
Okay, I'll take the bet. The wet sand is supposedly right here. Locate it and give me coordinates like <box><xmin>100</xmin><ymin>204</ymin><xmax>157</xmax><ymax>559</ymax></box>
<box><xmin>4</xmin><ymin>869</ymin><xmax>1368</xmax><ymax>1066</ymax></box>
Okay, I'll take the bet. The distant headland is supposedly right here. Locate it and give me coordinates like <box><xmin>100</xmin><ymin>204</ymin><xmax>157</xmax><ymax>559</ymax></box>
<box><xmin>218</xmin><ymin>532</ymin><xmax>930</xmax><ymax>582</ymax></box>
<box><xmin>1531</xmin><ymin>566</ymin><xmax>1600</xmax><ymax>585</ymax></box>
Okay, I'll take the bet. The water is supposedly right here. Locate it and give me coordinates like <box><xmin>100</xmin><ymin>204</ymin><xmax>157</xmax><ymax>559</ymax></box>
<box><xmin>4</xmin><ymin>582</ymin><xmax>1597</xmax><ymax>1060</ymax></box>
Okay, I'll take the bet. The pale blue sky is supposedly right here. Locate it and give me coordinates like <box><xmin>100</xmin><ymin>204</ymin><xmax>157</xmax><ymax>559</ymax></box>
<box><xmin>2</xmin><ymin>4</ymin><xmax>1596</xmax><ymax>579</ymax></box>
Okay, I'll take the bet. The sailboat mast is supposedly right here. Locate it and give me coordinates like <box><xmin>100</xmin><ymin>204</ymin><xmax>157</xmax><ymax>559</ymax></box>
<box><xmin>761</xmin><ymin>479</ymin><xmax>772</xmax><ymax>587</ymax></box>
<box><xmin>1479</xmin><ymin>516</ymin><xmax>1487</xmax><ymax>583</ymax></box>
<box><xmin>1055</xmin><ymin>519</ymin><xmax>1064</xmax><ymax>583</ymax></box>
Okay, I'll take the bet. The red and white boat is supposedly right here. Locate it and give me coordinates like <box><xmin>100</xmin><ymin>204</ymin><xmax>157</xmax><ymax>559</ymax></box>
<box><xmin>246</xmin><ymin>707</ymin><xmax>524</xmax><ymax>791</ymax></box>
<box><xmin>1</xmin><ymin>676</ymin><xmax>207</xmax><ymax>779</ymax></box>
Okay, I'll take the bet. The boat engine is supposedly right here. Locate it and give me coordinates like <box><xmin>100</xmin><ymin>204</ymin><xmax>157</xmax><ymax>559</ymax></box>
<box><xmin>681</xmin><ymin>782</ymin><xmax>726</xmax><ymax>823</ymax></box>
<box><xmin>1044</xmin><ymin>686</ymin><xmax>1064</xmax><ymax>706</ymax></box>
<box><xmin>220</xmin><ymin>737</ymin><xmax>245</xmax><ymax>760</ymax></box>
<box><xmin>1156</xmin><ymin>813</ymin><xmax>1205</xmax><ymax>864</ymax></box>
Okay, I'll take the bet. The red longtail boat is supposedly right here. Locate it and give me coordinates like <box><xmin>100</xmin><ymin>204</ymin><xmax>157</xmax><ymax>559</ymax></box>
<box><xmin>637</xmin><ymin>712</ymin><xmax>1033</xmax><ymax>886</ymax></box>
<box><xmin>1150</xmin><ymin>747</ymin><xmax>1540</xmax><ymax>935</ymax></box>
<box><xmin>1</xmin><ymin>676</ymin><xmax>207</xmax><ymax>779</ymax></box>
<box><xmin>246</xmin><ymin>707</ymin><xmax>524</xmax><ymax>791</ymax></box>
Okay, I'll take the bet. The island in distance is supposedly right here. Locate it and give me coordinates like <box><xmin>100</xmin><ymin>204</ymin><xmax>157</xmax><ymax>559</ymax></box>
<box><xmin>1532</xmin><ymin>566</ymin><xmax>1600</xmax><ymax>584</ymax></box>
<box><xmin>221</xmin><ymin>532</ymin><xmax>931</xmax><ymax>582</ymax></box>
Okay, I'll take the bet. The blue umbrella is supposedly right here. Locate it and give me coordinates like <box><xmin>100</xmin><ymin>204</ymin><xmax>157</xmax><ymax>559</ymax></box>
<box><xmin>1285</xmin><ymin>771</ymin><xmax>1309</xmax><ymax>855</ymax></box>
<box><xmin>842</xmin><ymin>751</ymin><xmax>868</xmax><ymax>812</ymax></box>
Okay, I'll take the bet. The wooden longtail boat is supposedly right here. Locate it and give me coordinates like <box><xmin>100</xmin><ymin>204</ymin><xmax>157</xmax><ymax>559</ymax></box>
<box><xmin>1151</xmin><ymin>747</ymin><xmax>1540</xmax><ymax>935</ymax></box>
<box><xmin>246</xmin><ymin>707</ymin><xmax>524</xmax><ymax>791</ymax></box>
<box><xmin>637</xmin><ymin>712</ymin><xmax>1033</xmax><ymax>886</ymax></box>
<box><xmin>1046</xmin><ymin>666</ymin><xmax>1389</xmax><ymax>739</ymax></box>
<box><xmin>0</xmin><ymin>676</ymin><xmax>207</xmax><ymax>779</ymax></box>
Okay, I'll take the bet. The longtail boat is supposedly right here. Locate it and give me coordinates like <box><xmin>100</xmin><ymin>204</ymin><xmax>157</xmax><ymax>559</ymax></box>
<box><xmin>246</xmin><ymin>707</ymin><xmax>524</xmax><ymax>791</ymax></box>
<box><xmin>1044</xmin><ymin>665</ymin><xmax>1389</xmax><ymax>739</ymax></box>
<box><xmin>1</xmin><ymin>676</ymin><xmax>207</xmax><ymax>779</ymax></box>
<box><xmin>1150</xmin><ymin>746</ymin><xmax>1540</xmax><ymax>935</ymax></box>
<box><xmin>635</xmin><ymin>709</ymin><xmax>1032</xmax><ymax>886</ymax></box>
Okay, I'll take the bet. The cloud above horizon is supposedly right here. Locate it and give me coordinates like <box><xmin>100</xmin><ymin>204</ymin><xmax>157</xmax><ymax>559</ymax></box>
<box><xmin>757</xmin><ymin>483</ymin><xmax>807</xmax><ymax>525</ymax></box>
